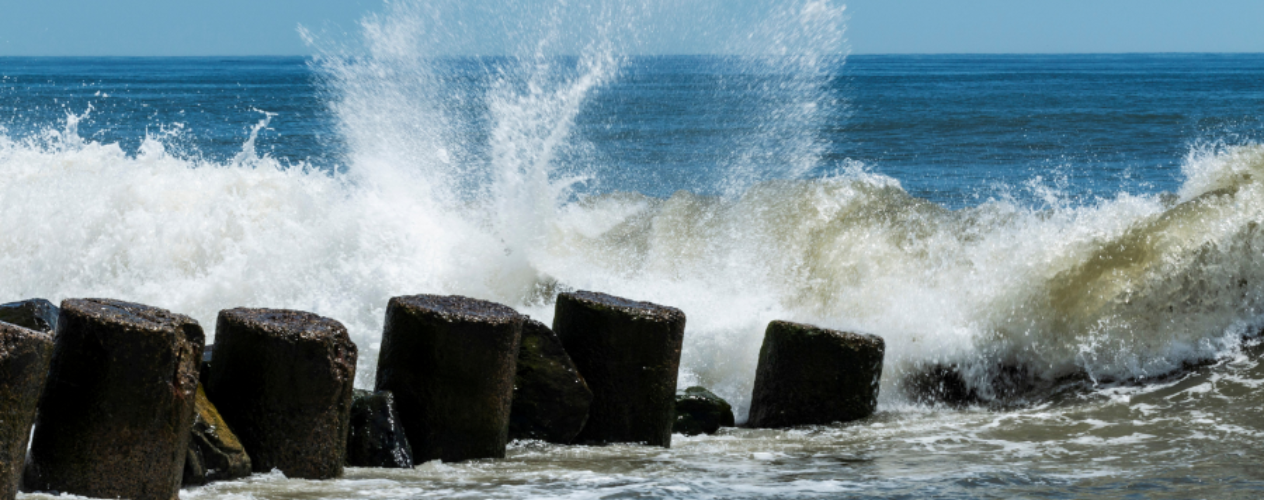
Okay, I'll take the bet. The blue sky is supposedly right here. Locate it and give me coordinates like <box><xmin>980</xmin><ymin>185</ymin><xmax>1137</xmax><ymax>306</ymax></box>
<box><xmin>0</xmin><ymin>0</ymin><xmax>1261</xmax><ymax>56</ymax></box>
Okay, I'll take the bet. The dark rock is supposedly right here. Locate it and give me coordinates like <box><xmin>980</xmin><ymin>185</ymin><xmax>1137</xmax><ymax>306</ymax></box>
<box><xmin>747</xmin><ymin>320</ymin><xmax>884</xmax><ymax>428</ymax></box>
<box><xmin>508</xmin><ymin>319</ymin><xmax>593</xmax><ymax>444</ymax></box>
<box><xmin>904</xmin><ymin>362</ymin><xmax>1092</xmax><ymax>408</ymax></box>
<box><xmin>375</xmin><ymin>295</ymin><xmax>524</xmax><ymax>462</ymax></box>
<box><xmin>0</xmin><ymin>299</ymin><xmax>57</xmax><ymax>334</ymax></box>
<box><xmin>346</xmin><ymin>390</ymin><xmax>413</xmax><ymax>468</ymax></box>
<box><xmin>182</xmin><ymin>385</ymin><xmax>252</xmax><ymax>487</ymax></box>
<box><xmin>0</xmin><ymin>322</ymin><xmax>54</xmax><ymax>500</ymax></box>
<box><xmin>206</xmin><ymin>308</ymin><xmax>357</xmax><ymax>480</ymax></box>
<box><xmin>553</xmin><ymin>291</ymin><xmax>685</xmax><ymax>448</ymax></box>
<box><xmin>24</xmin><ymin>299</ymin><xmax>203</xmax><ymax>500</ymax></box>
<box><xmin>903</xmin><ymin>363</ymin><xmax>976</xmax><ymax>406</ymax></box>
<box><xmin>199</xmin><ymin>344</ymin><xmax>213</xmax><ymax>389</ymax></box>
<box><xmin>673</xmin><ymin>386</ymin><xmax>735</xmax><ymax>436</ymax></box>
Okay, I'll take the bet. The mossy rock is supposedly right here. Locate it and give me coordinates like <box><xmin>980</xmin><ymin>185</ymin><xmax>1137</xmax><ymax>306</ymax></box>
<box><xmin>0</xmin><ymin>322</ymin><xmax>54</xmax><ymax>500</ymax></box>
<box><xmin>747</xmin><ymin>320</ymin><xmax>884</xmax><ymax>428</ymax></box>
<box><xmin>673</xmin><ymin>386</ymin><xmax>734</xmax><ymax>436</ymax></box>
<box><xmin>375</xmin><ymin>295</ymin><xmax>524</xmax><ymax>462</ymax></box>
<box><xmin>183</xmin><ymin>385</ymin><xmax>252</xmax><ymax>486</ymax></box>
<box><xmin>553</xmin><ymin>291</ymin><xmax>685</xmax><ymax>448</ymax></box>
<box><xmin>347</xmin><ymin>390</ymin><xmax>414</xmax><ymax>468</ymax></box>
<box><xmin>509</xmin><ymin>319</ymin><xmax>592</xmax><ymax>444</ymax></box>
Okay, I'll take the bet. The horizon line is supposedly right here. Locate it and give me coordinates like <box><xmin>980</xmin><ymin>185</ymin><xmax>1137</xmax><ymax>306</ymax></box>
<box><xmin>2</xmin><ymin>51</ymin><xmax>1263</xmax><ymax>59</ymax></box>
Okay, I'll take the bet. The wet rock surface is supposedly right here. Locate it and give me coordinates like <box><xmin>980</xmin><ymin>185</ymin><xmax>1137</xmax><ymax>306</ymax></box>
<box><xmin>199</xmin><ymin>344</ymin><xmax>214</xmax><ymax>388</ymax></box>
<box><xmin>553</xmin><ymin>291</ymin><xmax>685</xmax><ymax>448</ymax></box>
<box><xmin>904</xmin><ymin>363</ymin><xmax>977</xmax><ymax>407</ymax></box>
<box><xmin>904</xmin><ymin>362</ymin><xmax>1106</xmax><ymax>409</ymax></box>
<box><xmin>673</xmin><ymin>386</ymin><xmax>735</xmax><ymax>436</ymax></box>
<box><xmin>747</xmin><ymin>320</ymin><xmax>884</xmax><ymax>428</ymax></box>
<box><xmin>347</xmin><ymin>390</ymin><xmax>414</xmax><ymax>468</ymax></box>
<box><xmin>376</xmin><ymin>295</ymin><xmax>524</xmax><ymax>462</ymax></box>
<box><xmin>508</xmin><ymin>319</ymin><xmax>592</xmax><ymax>444</ymax></box>
<box><xmin>0</xmin><ymin>322</ymin><xmax>54</xmax><ymax>500</ymax></box>
<box><xmin>206</xmin><ymin>308</ymin><xmax>357</xmax><ymax>480</ymax></box>
<box><xmin>24</xmin><ymin>299</ymin><xmax>204</xmax><ymax>500</ymax></box>
<box><xmin>0</xmin><ymin>299</ymin><xmax>57</xmax><ymax>334</ymax></box>
<box><xmin>183</xmin><ymin>385</ymin><xmax>252</xmax><ymax>486</ymax></box>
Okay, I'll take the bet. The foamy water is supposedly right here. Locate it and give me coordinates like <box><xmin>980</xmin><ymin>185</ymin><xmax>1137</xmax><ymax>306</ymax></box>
<box><xmin>5</xmin><ymin>101</ymin><xmax>1264</xmax><ymax>416</ymax></box>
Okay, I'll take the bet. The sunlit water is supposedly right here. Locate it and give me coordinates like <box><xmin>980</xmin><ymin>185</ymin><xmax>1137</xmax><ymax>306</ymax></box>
<box><xmin>5</xmin><ymin>0</ymin><xmax>1264</xmax><ymax>497</ymax></box>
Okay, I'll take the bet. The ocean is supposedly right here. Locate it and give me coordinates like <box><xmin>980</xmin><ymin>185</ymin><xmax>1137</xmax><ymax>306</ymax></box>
<box><xmin>4</xmin><ymin>2</ymin><xmax>1264</xmax><ymax>498</ymax></box>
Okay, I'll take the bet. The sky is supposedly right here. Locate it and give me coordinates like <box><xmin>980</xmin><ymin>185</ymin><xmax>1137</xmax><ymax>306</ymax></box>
<box><xmin>0</xmin><ymin>0</ymin><xmax>1261</xmax><ymax>56</ymax></box>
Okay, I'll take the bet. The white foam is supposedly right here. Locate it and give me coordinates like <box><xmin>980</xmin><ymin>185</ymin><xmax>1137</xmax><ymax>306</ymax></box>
<box><xmin>5</xmin><ymin>0</ymin><xmax>1264</xmax><ymax>420</ymax></box>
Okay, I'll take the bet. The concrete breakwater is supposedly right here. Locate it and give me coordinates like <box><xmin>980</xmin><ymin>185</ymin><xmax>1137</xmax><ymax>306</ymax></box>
<box><xmin>0</xmin><ymin>293</ymin><xmax>884</xmax><ymax>500</ymax></box>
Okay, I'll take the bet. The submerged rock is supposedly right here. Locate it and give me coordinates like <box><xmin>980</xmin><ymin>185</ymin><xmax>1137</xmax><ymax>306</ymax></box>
<box><xmin>904</xmin><ymin>363</ymin><xmax>977</xmax><ymax>406</ymax></box>
<box><xmin>347</xmin><ymin>390</ymin><xmax>414</xmax><ymax>468</ymax></box>
<box><xmin>508</xmin><ymin>319</ymin><xmax>593</xmax><ymax>444</ymax></box>
<box><xmin>0</xmin><ymin>299</ymin><xmax>57</xmax><ymax>334</ymax></box>
<box><xmin>0</xmin><ymin>322</ymin><xmax>54</xmax><ymax>500</ymax></box>
<box><xmin>183</xmin><ymin>385</ymin><xmax>252</xmax><ymax>486</ymax></box>
<box><xmin>553</xmin><ymin>291</ymin><xmax>685</xmax><ymax>448</ymax></box>
<box><xmin>747</xmin><ymin>320</ymin><xmax>884</xmax><ymax>428</ymax></box>
<box><xmin>673</xmin><ymin>387</ymin><xmax>735</xmax><ymax>436</ymax></box>
<box><xmin>904</xmin><ymin>362</ymin><xmax>1095</xmax><ymax>408</ymax></box>
<box><xmin>206</xmin><ymin>308</ymin><xmax>357</xmax><ymax>480</ymax></box>
<box><xmin>376</xmin><ymin>295</ymin><xmax>524</xmax><ymax>462</ymax></box>
<box><xmin>24</xmin><ymin>299</ymin><xmax>203</xmax><ymax>500</ymax></box>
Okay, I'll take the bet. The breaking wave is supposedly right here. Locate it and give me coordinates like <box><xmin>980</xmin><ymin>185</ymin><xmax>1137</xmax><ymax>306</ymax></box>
<box><xmin>3</xmin><ymin>0</ymin><xmax>1264</xmax><ymax>420</ymax></box>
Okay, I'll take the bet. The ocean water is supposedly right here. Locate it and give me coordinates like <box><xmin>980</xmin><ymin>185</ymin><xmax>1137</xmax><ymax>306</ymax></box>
<box><xmin>5</xmin><ymin>0</ymin><xmax>1264</xmax><ymax>497</ymax></box>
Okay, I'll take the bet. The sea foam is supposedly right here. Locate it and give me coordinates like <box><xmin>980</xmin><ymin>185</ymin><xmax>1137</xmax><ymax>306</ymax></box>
<box><xmin>6</xmin><ymin>113</ymin><xmax>1264</xmax><ymax>418</ymax></box>
<box><xmin>4</xmin><ymin>0</ymin><xmax>1264</xmax><ymax>421</ymax></box>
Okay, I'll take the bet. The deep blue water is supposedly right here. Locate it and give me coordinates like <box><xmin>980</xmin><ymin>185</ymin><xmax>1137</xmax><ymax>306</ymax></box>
<box><xmin>2</xmin><ymin>54</ymin><xmax>1263</xmax><ymax>207</ymax></box>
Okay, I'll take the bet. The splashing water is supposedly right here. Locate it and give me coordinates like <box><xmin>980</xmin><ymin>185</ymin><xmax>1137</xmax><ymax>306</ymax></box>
<box><xmin>232</xmin><ymin>109</ymin><xmax>277</xmax><ymax>165</ymax></box>
<box><xmin>3</xmin><ymin>0</ymin><xmax>1264</xmax><ymax>425</ymax></box>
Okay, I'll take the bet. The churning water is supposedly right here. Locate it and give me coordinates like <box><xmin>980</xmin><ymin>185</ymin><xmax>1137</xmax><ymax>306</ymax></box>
<box><xmin>4</xmin><ymin>0</ymin><xmax>1264</xmax><ymax>497</ymax></box>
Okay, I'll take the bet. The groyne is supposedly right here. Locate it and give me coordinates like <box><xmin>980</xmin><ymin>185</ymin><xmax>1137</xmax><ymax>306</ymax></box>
<box><xmin>0</xmin><ymin>293</ymin><xmax>884</xmax><ymax>498</ymax></box>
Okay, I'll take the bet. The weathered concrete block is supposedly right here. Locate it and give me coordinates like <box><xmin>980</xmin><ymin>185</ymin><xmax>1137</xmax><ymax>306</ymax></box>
<box><xmin>553</xmin><ymin>291</ymin><xmax>685</xmax><ymax>448</ymax></box>
<box><xmin>375</xmin><ymin>295</ymin><xmax>523</xmax><ymax>462</ymax></box>
<box><xmin>508</xmin><ymin>319</ymin><xmax>593</xmax><ymax>444</ymax></box>
<box><xmin>747</xmin><ymin>320</ymin><xmax>884</xmax><ymax>428</ymax></box>
<box><xmin>673</xmin><ymin>386</ymin><xmax>734</xmax><ymax>436</ymax></box>
<box><xmin>206</xmin><ymin>308</ymin><xmax>357</xmax><ymax>480</ymax></box>
<box><xmin>24</xmin><ymin>299</ymin><xmax>203</xmax><ymax>500</ymax></box>
<box><xmin>346</xmin><ymin>390</ymin><xmax>413</xmax><ymax>468</ymax></box>
<box><xmin>0</xmin><ymin>322</ymin><xmax>54</xmax><ymax>500</ymax></box>
<box><xmin>182</xmin><ymin>385</ymin><xmax>251</xmax><ymax>487</ymax></box>
<box><xmin>0</xmin><ymin>299</ymin><xmax>57</xmax><ymax>334</ymax></box>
